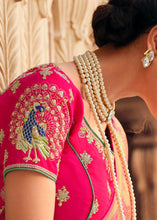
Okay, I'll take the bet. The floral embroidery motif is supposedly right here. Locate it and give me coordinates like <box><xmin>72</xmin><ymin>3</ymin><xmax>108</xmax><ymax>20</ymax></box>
<box><xmin>0</xmin><ymin>129</ymin><xmax>4</xmax><ymax>144</ymax></box>
<box><xmin>80</xmin><ymin>151</ymin><xmax>93</xmax><ymax>169</ymax></box>
<box><xmin>40</xmin><ymin>66</ymin><xmax>53</xmax><ymax>79</ymax></box>
<box><xmin>79</xmin><ymin>120</ymin><xmax>106</xmax><ymax>159</ymax></box>
<box><xmin>89</xmin><ymin>199</ymin><xmax>99</xmax><ymax>218</ymax></box>
<box><xmin>10</xmin><ymin>79</ymin><xmax>21</xmax><ymax>94</ymax></box>
<box><xmin>9</xmin><ymin>83</ymin><xmax>70</xmax><ymax>163</ymax></box>
<box><xmin>69</xmin><ymin>89</ymin><xmax>74</xmax><ymax>103</ymax></box>
<box><xmin>78</xmin><ymin>120</ymin><xmax>114</xmax><ymax>179</ymax></box>
<box><xmin>78</xmin><ymin>126</ymin><xmax>86</xmax><ymax>138</ymax></box>
<box><xmin>56</xmin><ymin>186</ymin><xmax>70</xmax><ymax>207</ymax></box>
<box><xmin>3</xmin><ymin>150</ymin><xmax>8</xmax><ymax>166</ymax></box>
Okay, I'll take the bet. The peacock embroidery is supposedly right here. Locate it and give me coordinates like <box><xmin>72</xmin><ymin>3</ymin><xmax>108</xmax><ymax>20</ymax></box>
<box><xmin>16</xmin><ymin>102</ymin><xmax>50</xmax><ymax>163</ymax></box>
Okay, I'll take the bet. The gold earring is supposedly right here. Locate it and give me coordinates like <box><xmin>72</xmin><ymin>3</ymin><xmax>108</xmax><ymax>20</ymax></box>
<box><xmin>142</xmin><ymin>49</ymin><xmax>155</xmax><ymax>68</ymax></box>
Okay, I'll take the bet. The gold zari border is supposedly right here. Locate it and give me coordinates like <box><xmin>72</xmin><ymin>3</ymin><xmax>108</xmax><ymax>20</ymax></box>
<box><xmin>3</xmin><ymin>164</ymin><xmax>57</xmax><ymax>181</ymax></box>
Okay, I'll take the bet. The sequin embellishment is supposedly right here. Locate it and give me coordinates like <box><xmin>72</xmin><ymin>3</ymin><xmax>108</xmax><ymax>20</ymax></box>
<box><xmin>0</xmin><ymin>129</ymin><xmax>4</xmax><ymax>144</ymax></box>
<box><xmin>80</xmin><ymin>151</ymin><xmax>93</xmax><ymax>169</ymax></box>
<box><xmin>56</xmin><ymin>186</ymin><xmax>70</xmax><ymax>207</ymax></box>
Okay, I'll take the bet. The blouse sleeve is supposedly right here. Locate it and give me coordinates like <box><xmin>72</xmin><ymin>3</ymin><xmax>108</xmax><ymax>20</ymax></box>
<box><xmin>1</xmin><ymin>64</ymin><xmax>74</xmax><ymax>183</ymax></box>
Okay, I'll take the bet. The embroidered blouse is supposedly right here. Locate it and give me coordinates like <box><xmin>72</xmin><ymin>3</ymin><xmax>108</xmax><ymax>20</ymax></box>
<box><xmin>0</xmin><ymin>63</ymin><xmax>131</xmax><ymax>219</ymax></box>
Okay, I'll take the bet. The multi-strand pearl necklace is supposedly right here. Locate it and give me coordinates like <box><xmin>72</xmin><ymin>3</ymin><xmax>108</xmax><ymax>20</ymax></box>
<box><xmin>74</xmin><ymin>51</ymin><xmax>136</xmax><ymax>220</ymax></box>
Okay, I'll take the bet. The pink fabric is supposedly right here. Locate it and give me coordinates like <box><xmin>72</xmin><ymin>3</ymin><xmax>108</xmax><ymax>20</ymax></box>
<box><xmin>0</xmin><ymin>63</ymin><xmax>131</xmax><ymax>219</ymax></box>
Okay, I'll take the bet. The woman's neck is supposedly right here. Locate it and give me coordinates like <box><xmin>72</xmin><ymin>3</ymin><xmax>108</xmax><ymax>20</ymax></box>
<box><xmin>94</xmin><ymin>45</ymin><xmax>142</xmax><ymax>103</ymax></box>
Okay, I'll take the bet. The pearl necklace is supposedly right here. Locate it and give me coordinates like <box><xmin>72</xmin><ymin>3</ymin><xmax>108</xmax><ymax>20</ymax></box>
<box><xmin>74</xmin><ymin>51</ymin><xmax>136</xmax><ymax>220</ymax></box>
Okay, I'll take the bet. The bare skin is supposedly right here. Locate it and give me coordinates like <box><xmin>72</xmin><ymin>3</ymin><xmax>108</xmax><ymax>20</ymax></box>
<box><xmin>5</xmin><ymin>25</ymin><xmax>157</xmax><ymax>220</ymax></box>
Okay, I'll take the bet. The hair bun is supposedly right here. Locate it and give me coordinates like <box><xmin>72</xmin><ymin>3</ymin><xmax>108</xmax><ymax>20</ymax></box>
<box><xmin>92</xmin><ymin>1</ymin><xmax>137</xmax><ymax>47</ymax></box>
<box><xmin>109</xmin><ymin>0</ymin><xmax>131</xmax><ymax>7</ymax></box>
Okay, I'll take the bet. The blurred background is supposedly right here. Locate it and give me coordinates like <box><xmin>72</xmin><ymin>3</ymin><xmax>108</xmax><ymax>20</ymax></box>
<box><xmin>0</xmin><ymin>0</ymin><xmax>157</xmax><ymax>219</ymax></box>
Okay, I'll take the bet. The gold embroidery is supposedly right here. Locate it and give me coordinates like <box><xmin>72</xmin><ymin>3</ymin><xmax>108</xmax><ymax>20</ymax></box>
<box><xmin>78</xmin><ymin>126</ymin><xmax>86</xmax><ymax>138</ymax></box>
<box><xmin>0</xmin><ymin>129</ymin><xmax>4</xmax><ymax>144</ymax></box>
<box><xmin>9</xmin><ymin>83</ymin><xmax>70</xmax><ymax>163</ymax></box>
<box><xmin>58</xmin><ymin>91</ymin><xmax>64</xmax><ymax>97</ymax></box>
<box><xmin>52</xmin><ymin>99</ymin><xmax>56</xmax><ymax>105</ymax></box>
<box><xmin>57</xmin><ymin>106</ymin><xmax>61</xmax><ymax>111</ymax></box>
<box><xmin>56</xmin><ymin>186</ymin><xmax>70</xmax><ymax>207</ymax></box>
<box><xmin>86</xmin><ymin>133</ymin><xmax>94</xmax><ymax>144</ymax></box>
<box><xmin>79</xmin><ymin>120</ymin><xmax>114</xmax><ymax>179</ymax></box>
<box><xmin>15</xmin><ymin>103</ymin><xmax>49</xmax><ymax>163</ymax></box>
<box><xmin>40</xmin><ymin>66</ymin><xmax>52</xmax><ymax>79</ymax></box>
<box><xmin>4</xmin><ymin>164</ymin><xmax>57</xmax><ymax>180</ymax></box>
<box><xmin>89</xmin><ymin>199</ymin><xmax>99</xmax><ymax>218</ymax></box>
<box><xmin>79</xmin><ymin>120</ymin><xmax>106</xmax><ymax>160</ymax></box>
<box><xmin>50</xmin><ymin>85</ymin><xmax>56</xmax><ymax>91</ymax></box>
<box><xmin>80</xmin><ymin>151</ymin><xmax>93</xmax><ymax>169</ymax></box>
<box><xmin>3</xmin><ymin>150</ymin><xmax>8</xmax><ymax>166</ymax></box>
<box><xmin>10</xmin><ymin>79</ymin><xmax>21</xmax><ymax>94</ymax></box>
<box><xmin>69</xmin><ymin>89</ymin><xmax>74</xmax><ymax>103</ymax></box>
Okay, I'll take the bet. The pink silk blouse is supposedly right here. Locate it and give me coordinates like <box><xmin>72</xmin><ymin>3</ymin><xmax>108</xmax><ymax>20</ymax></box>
<box><xmin>0</xmin><ymin>63</ymin><xmax>131</xmax><ymax>219</ymax></box>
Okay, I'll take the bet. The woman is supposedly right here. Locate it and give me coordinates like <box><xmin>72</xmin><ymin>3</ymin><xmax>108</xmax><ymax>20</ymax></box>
<box><xmin>0</xmin><ymin>0</ymin><xmax>157</xmax><ymax>219</ymax></box>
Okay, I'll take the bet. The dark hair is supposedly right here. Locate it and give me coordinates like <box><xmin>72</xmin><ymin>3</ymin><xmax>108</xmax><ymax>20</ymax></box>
<box><xmin>92</xmin><ymin>0</ymin><xmax>157</xmax><ymax>47</ymax></box>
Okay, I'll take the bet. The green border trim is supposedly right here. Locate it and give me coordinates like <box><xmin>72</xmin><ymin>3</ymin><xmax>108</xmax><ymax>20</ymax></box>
<box><xmin>66</xmin><ymin>134</ymin><xmax>95</xmax><ymax>220</ymax></box>
<box><xmin>4</xmin><ymin>168</ymin><xmax>56</xmax><ymax>183</ymax></box>
<box><xmin>83</xmin><ymin>116</ymin><xmax>114</xmax><ymax>155</ymax></box>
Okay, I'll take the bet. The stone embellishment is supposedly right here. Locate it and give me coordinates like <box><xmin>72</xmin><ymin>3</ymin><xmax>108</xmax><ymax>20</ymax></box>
<box><xmin>142</xmin><ymin>50</ymin><xmax>155</xmax><ymax>68</ymax></box>
<box><xmin>80</xmin><ymin>151</ymin><xmax>93</xmax><ymax>169</ymax></box>
<box><xmin>0</xmin><ymin>129</ymin><xmax>4</xmax><ymax>144</ymax></box>
<box><xmin>89</xmin><ymin>199</ymin><xmax>99</xmax><ymax>218</ymax></box>
<box><xmin>56</xmin><ymin>186</ymin><xmax>70</xmax><ymax>207</ymax></box>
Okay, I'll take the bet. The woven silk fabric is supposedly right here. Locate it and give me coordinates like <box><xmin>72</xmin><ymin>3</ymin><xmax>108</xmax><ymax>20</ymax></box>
<box><xmin>0</xmin><ymin>63</ymin><xmax>131</xmax><ymax>219</ymax></box>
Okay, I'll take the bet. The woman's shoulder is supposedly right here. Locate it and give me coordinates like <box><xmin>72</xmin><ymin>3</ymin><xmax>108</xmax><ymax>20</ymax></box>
<box><xmin>2</xmin><ymin>63</ymin><xmax>77</xmax><ymax>96</ymax></box>
<box><xmin>0</xmin><ymin>63</ymin><xmax>83</xmax><ymax>128</ymax></box>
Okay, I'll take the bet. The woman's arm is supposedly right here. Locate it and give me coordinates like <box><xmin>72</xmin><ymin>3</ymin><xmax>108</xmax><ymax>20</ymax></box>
<box><xmin>5</xmin><ymin>170</ymin><xmax>56</xmax><ymax>220</ymax></box>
